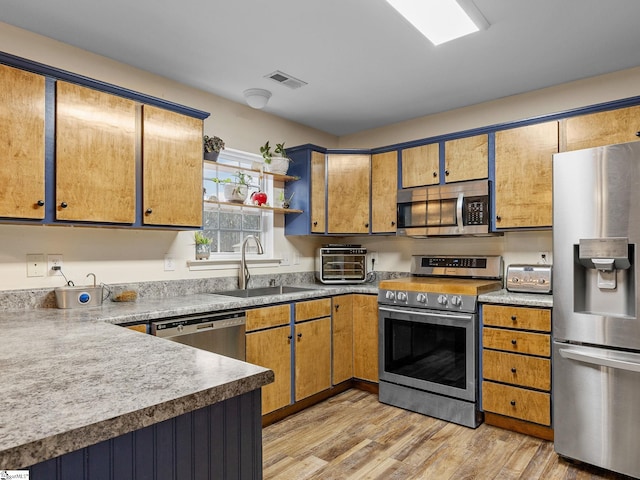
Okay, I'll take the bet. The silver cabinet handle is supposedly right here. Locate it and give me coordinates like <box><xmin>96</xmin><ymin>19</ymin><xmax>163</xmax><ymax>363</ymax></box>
<box><xmin>559</xmin><ymin>347</ymin><xmax>640</xmax><ymax>373</ymax></box>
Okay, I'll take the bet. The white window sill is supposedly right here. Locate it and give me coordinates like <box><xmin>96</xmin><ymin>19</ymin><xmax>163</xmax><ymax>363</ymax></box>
<box><xmin>187</xmin><ymin>256</ymin><xmax>282</xmax><ymax>271</ymax></box>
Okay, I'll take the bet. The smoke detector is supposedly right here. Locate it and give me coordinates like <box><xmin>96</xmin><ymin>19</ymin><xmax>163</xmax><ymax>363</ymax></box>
<box><xmin>264</xmin><ymin>70</ymin><xmax>308</xmax><ymax>90</ymax></box>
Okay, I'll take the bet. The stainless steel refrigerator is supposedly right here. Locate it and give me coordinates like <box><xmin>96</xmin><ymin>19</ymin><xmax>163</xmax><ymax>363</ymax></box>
<box><xmin>553</xmin><ymin>140</ymin><xmax>640</xmax><ymax>478</ymax></box>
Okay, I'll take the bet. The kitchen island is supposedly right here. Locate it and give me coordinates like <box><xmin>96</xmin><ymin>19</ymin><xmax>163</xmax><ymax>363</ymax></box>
<box><xmin>0</xmin><ymin>284</ymin><xmax>376</xmax><ymax>477</ymax></box>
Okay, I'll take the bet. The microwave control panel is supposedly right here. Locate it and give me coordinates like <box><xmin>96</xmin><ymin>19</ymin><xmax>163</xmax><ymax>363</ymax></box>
<box><xmin>463</xmin><ymin>196</ymin><xmax>489</xmax><ymax>226</ymax></box>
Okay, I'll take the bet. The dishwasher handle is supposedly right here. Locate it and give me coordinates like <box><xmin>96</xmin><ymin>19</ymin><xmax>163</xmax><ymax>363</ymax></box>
<box><xmin>152</xmin><ymin>311</ymin><xmax>246</xmax><ymax>337</ymax></box>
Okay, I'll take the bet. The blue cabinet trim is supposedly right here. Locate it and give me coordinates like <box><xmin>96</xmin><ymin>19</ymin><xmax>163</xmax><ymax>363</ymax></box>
<box><xmin>0</xmin><ymin>51</ymin><xmax>210</xmax><ymax>120</ymax></box>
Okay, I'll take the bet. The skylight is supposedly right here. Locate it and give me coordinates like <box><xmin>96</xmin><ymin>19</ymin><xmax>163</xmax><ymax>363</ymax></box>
<box><xmin>386</xmin><ymin>0</ymin><xmax>488</xmax><ymax>46</ymax></box>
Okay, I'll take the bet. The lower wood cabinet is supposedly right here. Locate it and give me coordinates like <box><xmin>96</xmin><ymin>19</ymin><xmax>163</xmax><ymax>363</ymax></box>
<box><xmin>245</xmin><ymin>305</ymin><xmax>291</xmax><ymax>415</ymax></box>
<box><xmin>246</xmin><ymin>295</ymin><xmax>378</xmax><ymax>418</ymax></box>
<box><xmin>482</xmin><ymin>304</ymin><xmax>552</xmax><ymax>438</ymax></box>
<box><xmin>295</xmin><ymin>317</ymin><xmax>331</xmax><ymax>401</ymax></box>
<box><xmin>353</xmin><ymin>294</ymin><xmax>379</xmax><ymax>383</ymax></box>
<box><xmin>332</xmin><ymin>295</ymin><xmax>354</xmax><ymax>385</ymax></box>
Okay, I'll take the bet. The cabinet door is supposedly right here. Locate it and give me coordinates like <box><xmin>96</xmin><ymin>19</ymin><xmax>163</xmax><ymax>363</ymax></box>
<box><xmin>495</xmin><ymin>121</ymin><xmax>558</xmax><ymax>229</ymax></box>
<box><xmin>371</xmin><ymin>151</ymin><xmax>398</xmax><ymax>233</ymax></box>
<box><xmin>246</xmin><ymin>304</ymin><xmax>290</xmax><ymax>331</ymax></box>
<box><xmin>310</xmin><ymin>151</ymin><xmax>326</xmax><ymax>233</ymax></box>
<box><xmin>327</xmin><ymin>154</ymin><xmax>370</xmax><ymax>234</ymax></box>
<box><xmin>295</xmin><ymin>317</ymin><xmax>331</xmax><ymax>401</ymax></box>
<box><xmin>401</xmin><ymin>144</ymin><xmax>439</xmax><ymax>187</ymax></box>
<box><xmin>444</xmin><ymin>134</ymin><xmax>488</xmax><ymax>183</ymax></box>
<box><xmin>0</xmin><ymin>64</ymin><xmax>46</xmax><ymax>219</ymax></box>
<box><xmin>295</xmin><ymin>298</ymin><xmax>331</xmax><ymax>323</ymax></box>
<box><xmin>56</xmin><ymin>81</ymin><xmax>136</xmax><ymax>223</ymax></box>
<box><xmin>332</xmin><ymin>295</ymin><xmax>354</xmax><ymax>385</ymax></box>
<box><xmin>353</xmin><ymin>294</ymin><xmax>378</xmax><ymax>382</ymax></box>
<box><xmin>246</xmin><ymin>325</ymin><xmax>292</xmax><ymax>415</ymax></box>
<box><xmin>142</xmin><ymin>105</ymin><xmax>203</xmax><ymax>227</ymax></box>
<box><xmin>562</xmin><ymin>105</ymin><xmax>640</xmax><ymax>151</ymax></box>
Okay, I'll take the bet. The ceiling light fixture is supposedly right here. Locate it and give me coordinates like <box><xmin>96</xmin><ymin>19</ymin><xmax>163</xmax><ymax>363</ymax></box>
<box><xmin>243</xmin><ymin>88</ymin><xmax>272</xmax><ymax>109</ymax></box>
<box><xmin>386</xmin><ymin>0</ymin><xmax>489</xmax><ymax>46</ymax></box>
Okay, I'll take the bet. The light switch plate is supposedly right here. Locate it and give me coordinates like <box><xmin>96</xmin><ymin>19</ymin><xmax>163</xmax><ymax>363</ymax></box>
<box><xmin>27</xmin><ymin>254</ymin><xmax>46</xmax><ymax>277</ymax></box>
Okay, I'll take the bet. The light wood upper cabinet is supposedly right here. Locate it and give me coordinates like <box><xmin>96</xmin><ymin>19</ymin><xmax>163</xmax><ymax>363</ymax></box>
<box><xmin>401</xmin><ymin>143</ymin><xmax>439</xmax><ymax>187</ymax></box>
<box><xmin>371</xmin><ymin>151</ymin><xmax>398</xmax><ymax>233</ymax></box>
<box><xmin>444</xmin><ymin>134</ymin><xmax>488</xmax><ymax>183</ymax></box>
<box><xmin>332</xmin><ymin>295</ymin><xmax>354</xmax><ymax>385</ymax></box>
<box><xmin>0</xmin><ymin>64</ymin><xmax>46</xmax><ymax>219</ymax></box>
<box><xmin>56</xmin><ymin>81</ymin><xmax>137</xmax><ymax>223</ymax></box>
<box><xmin>561</xmin><ymin>105</ymin><xmax>640</xmax><ymax>151</ymax></box>
<box><xmin>310</xmin><ymin>151</ymin><xmax>326</xmax><ymax>233</ymax></box>
<box><xmin>327</xmin><ymin>153</ymin><xmax>370</xmax><ymax>234</ymax></box>
<box><xmin>142</xmin><ymin>105</ymin><xmax>203</xmax><ymax>227</ymax></box>
<box><xmin>353</xmin><ymin>294</ymin><xmax>378</xmax><ymax>383</ymax></box>
<box><xmin>494</xmin><ymin>121</ymin><xmax>558</xmax><ymax>229</ymax></box>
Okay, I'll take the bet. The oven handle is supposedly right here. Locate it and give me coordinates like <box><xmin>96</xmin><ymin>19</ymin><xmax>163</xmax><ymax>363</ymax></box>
<box><xmin>378</xmin><ymin>305</ymin><xmax>473</xmax><ymax>321</ymax></box>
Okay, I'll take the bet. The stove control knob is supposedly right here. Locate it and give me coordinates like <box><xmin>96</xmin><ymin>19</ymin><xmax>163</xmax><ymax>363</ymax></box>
<box><xmin>450</xmin><ymin>295</ymin><xmax>462</xmax><ymax>307</ymax></box>
<box><xmin>416</xmin><ymin>293</ymin><xmax>427</xmax><ymax>304</ymax></box>
<box><xmin>437</xmin><ymin>294</ymin><xmax>448</xmax><ymax>305</ymax></box>
<box><xmin>385</xmin><ymin>291</ymin><xmax>396</xmax><ymax>301</ymax></box>
<box><xmin>396</xmin><ymin>291</ymin><xmax>408</xmax><ymax>302</ymax></box>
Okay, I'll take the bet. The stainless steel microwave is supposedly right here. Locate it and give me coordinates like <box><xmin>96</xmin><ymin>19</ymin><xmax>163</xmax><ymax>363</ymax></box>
<box><xmin>396</xmin><ymin>179</ymin><xmax>491</xmax><ymax>237</ymax></box>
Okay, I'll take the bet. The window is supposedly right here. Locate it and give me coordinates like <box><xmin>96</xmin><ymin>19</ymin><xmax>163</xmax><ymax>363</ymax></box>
<box><xmin>201</xmin><ymin>148</ymin><xmax>274</xmax><ymax>259</ymax></box>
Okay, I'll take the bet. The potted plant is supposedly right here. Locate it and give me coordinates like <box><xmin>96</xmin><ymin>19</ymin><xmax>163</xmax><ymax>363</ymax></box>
<box><xmin>211</xmin><ymin>171</ymin><xmax>253</xmax><ymax>203</ymax></box>
<box><xmin>204</xmin><ymin>135</ymin><xmax>225</xmax><ymax>161</ymax></box>
<box><xmin>194</xmin><ymin>231</ymin><xmax>212</xmax><ymax>260</ymax></box>
<box><xmin>260</xmin><ymin>141</ymin><xmax>290</xmax><ymax>174</ymax></box>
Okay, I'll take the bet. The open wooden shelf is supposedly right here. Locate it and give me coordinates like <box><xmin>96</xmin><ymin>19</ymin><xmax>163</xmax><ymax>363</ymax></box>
<box><xmin>203</xmin><ymin>160</ymin><xmax>299</xmax><ymax>182</ymax></box>
<box><xmin>204</xmin><ymin>199</ymin><xmax>302</xmax><ymax>214</ymax></box>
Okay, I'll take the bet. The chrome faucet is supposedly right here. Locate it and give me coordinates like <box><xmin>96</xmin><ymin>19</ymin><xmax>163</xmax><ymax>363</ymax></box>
<box><xmin>239</xmin><ymin>235</ymin><xmax>264</xmax><ymax>289</ymax></box>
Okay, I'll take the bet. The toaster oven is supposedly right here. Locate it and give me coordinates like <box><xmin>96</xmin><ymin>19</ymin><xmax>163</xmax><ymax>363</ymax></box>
<box><xmin>316</xmin><ymin>244</ymin><xmax>367</xmax><ymax>284</ymax></box>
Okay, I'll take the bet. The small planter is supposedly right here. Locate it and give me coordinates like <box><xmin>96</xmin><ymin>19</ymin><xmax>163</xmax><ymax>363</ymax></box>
<box><xmin>195</xmin><ymin>243</ymin><xmax>211</xmax><ymax>260</ymax></box>
<box><xmin>204</xmin><ymin>151</ymin><xmax>219</xmax><ymax>162</ymax></box>
<box><xmin>223</xmin><ymin>183</ymin><xmax>249</xmax><ymax>203</ymax></box>
<box><xmin>267</xmin><ymin>156</ymin><xmax>290</xmax><ymax>175</ymax></box>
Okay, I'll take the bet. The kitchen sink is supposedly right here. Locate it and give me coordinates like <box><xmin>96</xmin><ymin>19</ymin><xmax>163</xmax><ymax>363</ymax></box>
<box><xmin>211</xmin><ymin>286</ymin><xmax>315</xmax><ymax>298</ymax></box>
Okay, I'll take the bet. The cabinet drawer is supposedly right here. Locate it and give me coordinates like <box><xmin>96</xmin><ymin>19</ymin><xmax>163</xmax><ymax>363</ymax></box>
<box><xmin>246</xmin><ymin>304</ymin><xmax>290</xmax><ymax>331</ymax></box>
<box><xmin>483</xmin><ymin>350</ymin><xmax>550</xmax><ymax>391</ymax></box>
<box><xmin>482</xmin><ymin>381</ymin><xmax>551</xmax><ymax>426</ymax></box>
<box><xmin>295</xmin><ymin>298</ymin><xmax>331</xmax><ymax>322</ymax></box>
<box><xmin>483</xmin><ymin>304</ymin><xmax>551</xmax><ymax>332</ymax></box>
<box><xmin>483</xmin><ymin>328</ymin><xmax>550</xmax><ymax>357</ymax></box>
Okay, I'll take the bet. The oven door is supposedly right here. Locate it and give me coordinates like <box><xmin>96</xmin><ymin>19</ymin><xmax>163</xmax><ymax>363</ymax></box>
<box><xmin>378</xmin><ymin>305</ymin><xmax>478</xmax><ymax>402</ymax></box>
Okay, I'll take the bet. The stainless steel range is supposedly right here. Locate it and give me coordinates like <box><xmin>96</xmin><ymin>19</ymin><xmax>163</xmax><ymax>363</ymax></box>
<box><xmin>378</xmin><ymin>255</ymin><xmax>502</xmax><ymax>428</ymax></box>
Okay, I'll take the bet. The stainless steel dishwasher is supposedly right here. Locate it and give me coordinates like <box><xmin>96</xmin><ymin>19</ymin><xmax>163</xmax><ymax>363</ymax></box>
<box><xmin>151</xmin><ymin>310</ymin><xmax>246</xmax><ymax>361</ymax></box>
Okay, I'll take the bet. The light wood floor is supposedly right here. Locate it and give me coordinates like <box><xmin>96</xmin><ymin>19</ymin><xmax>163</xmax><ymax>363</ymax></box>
<box><xmin>263</xmin><ymin>389</ymin><xmax>632</xmax><ymax>480</ymax></box>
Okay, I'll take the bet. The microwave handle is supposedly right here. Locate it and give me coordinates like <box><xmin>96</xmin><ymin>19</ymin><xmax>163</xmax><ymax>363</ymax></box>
<box><xmin>456</xmin><ymin>193</ymin><xmax>464</xmax><ymax>230</ymax></box>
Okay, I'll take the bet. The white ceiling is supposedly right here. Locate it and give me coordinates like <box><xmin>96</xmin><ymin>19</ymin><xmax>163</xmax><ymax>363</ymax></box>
<box><xmin>3</xmin><ymin>0</ymin><xmax>640</xmax><ymax>136</ymax></box>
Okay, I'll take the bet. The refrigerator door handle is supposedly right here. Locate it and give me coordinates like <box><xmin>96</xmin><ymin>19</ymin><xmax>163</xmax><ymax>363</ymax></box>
<box><xmin>559</xmin><ymin>347</ymin><xmax>640</xmax><ymax>373</ymax></box>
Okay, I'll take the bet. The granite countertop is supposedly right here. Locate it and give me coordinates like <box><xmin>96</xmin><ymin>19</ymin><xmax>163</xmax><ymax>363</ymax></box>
<box><xmin>0</xmin><ymin>283</ymin><xmax>376</xmax><ymax>470</ymax></box>
<box><xmin>0</xmin><ymin>281</ymin><xmax>545</xmax><ymax>470</ymax></box>
<box><xmin>478</xmin><ymin>289</ymin><xmax>553</xmax><ymax>308</ymax></box>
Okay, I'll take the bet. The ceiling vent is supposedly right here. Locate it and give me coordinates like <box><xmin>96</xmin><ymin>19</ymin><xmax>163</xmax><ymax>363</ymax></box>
<box><xmin>264</xmin><ymin>70</ymin><xmax>308</xmax><ymax>89</ymax></box>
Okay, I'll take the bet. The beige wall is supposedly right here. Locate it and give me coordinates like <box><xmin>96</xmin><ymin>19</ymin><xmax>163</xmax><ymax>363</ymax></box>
<box><xmin>0</xmin><ymin>22</ymin><xmax>635</xmax><ymax>291</ymax></box>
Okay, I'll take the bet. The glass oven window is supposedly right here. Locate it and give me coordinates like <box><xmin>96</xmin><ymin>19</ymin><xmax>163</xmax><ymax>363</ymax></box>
<box><xmin>322</xmin><ymin>254</ymin><xmax>365</xmax><ymax>280</ymax></box>
<box><xmin>384</xmin><ymin>318</ymin><xmax>467</xmax><ymax>389</ymax></box>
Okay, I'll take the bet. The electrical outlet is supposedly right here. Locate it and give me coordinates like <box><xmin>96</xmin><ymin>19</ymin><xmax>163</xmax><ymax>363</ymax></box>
<box><xmin>280</xmin><ymin>251</ymin><xmax>290</xmax><ymax>266</ymax></box>
<box><xmin>293</xmin><ymin>251</ymin><xmax>300</xmax><ymax>265</ymax></box>
<box><xmin>47</xmin><ymin>254</ymin><xmax>63</xmax><ymax>275</ymax></box>
<box><xmin>26</xmin><ymin>254</ymin><xmax>46</xmax><ymax>277</ymax></box>
<box><xmin>164</xmin><ymin>254</ymin><xmax>175</xmax><ymax>271</ymax></box>
<box><xmin>538</xmin><ymin>251</ymin><xmax>551</xmax><ymax>264</ymax></box>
